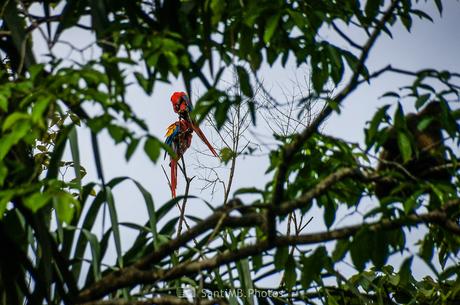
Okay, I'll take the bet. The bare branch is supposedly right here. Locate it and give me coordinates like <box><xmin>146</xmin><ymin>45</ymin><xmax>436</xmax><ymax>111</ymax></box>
<box><xmin>270</xmin><ymin>1</ymin><xmax>401</xmax><ymax>240</ymax></box>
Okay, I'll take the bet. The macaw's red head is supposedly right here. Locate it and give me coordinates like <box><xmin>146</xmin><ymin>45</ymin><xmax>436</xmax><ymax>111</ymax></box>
<box><xmin>170</xmin><ymin>91</ymin><xmax>191</xmax><ymax>114</ymax></box>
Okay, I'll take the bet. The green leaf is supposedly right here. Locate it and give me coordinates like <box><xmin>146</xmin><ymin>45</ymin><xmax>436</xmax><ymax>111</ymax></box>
<box><xmin>156</xmin><ymin>196</ymin><xmax>182</xmax><ymax>222</ymax></box>
<box><xmin>415</xmin><ymin>93</ymin><xmax>430</xmax><ymax>109</ymax></box>
<box><xmin>323</xmin><ymin>196</ymin><xmax>336</xmax><ymax>228</ymax></box>
<box><xmin>370</xmin><ymin>230</ymin><xmax>388</xmax><ymax>269</ymax></box>
<box><xmin>236</xmin><ymin>66</ymin><xmax>253</xmax><ymax>97</ymax></box>
<box><xmin>411</xmin><ymin>9</ymin><xmax>433</xmax><ymax>22</ymax></box>
<box><xmin>131</xmin><ymin>179</ymin><xmax>158</xmax><ymax>246</ymax></box>
<box><xmin>417</xmin><ymin>117</ymin><xmax>433</xmax><ymax>131</ymax></box>
<box><xmin>263</xmin><ymin>14</ymin><xmax>280</xmax><ymax>44</ymax></box>
<box><xmin>0</xmin><ymin>162</ymin><xmax>7</xmax><ymax>187</ymax></box>
<box><xmin>134</xmin><ymin>72</ymin><xmax>154</xmax><ymax>95</ymax></box>
<box><xmin>81</xmin><ymin>229</ymin><xmax>102</xmax><ymax>281</ymax></box>
<box><xmin>214</xmin><ymin>100</ymin><xmax>231</xmax><ymax>129</ymax></box>
<box><xmin>24</xmin><ymin>192</ymin><xmax>51</xmax><ymax>213</ymax></box>
<box><xmin>380</xmin><ymin>91</ymin><xmax>400</xmax><ymax>98</ymax></box>
<box><xmin>365</xmin><ymin>104</ymin><xmax>390</xmax><ymax>147</ymax></box>
<box><xmin>107</xmin><ymin>125</ymin><xmax>126</xmax><ymax>144</ymax></box>
<box><xmin>29</xmin><ymin>64</ymin><xmax>45</xmax><ymax>82</ymax></box>
<box><xmin>326</xmin><ymin>44</ymin><xmax>344</xmax><ymax>84</ymax></box>
<box><xmin>210</xmin><ymin>0</ymin><xmax>226</xmax><ymax>25</ymax></box>
<box><xmin>233</xmin><ymin>187</ymin><xmax>264</xmax><ymax>196</ymax></box>
<box><xmin>365</xmin><ymin>0</ymin><xmax>381</xmax><ymax>21</ymax></box>
<box><xmin>0</xmin><ymin>191</ymin><xmax>14</xmax><ymax>219</ymax></box>
<box><xmin>274</xmin><ymin>246</ymin><xmax>289</xmax><ymax>270</ymax></box>
<box><xmin>332</xmin><ymin>239</ymin><xmax>349</xmax><ymax>262</ymax></box>
<box><xmin>434</xmin><ymin>0</ymin><xmax>443</xmax><ymax>15</ymax></box>
<box><xmin>105</xmin><ymin>186</ymin><xmax>123</xmax><ymax>267</ymax></box>
<box><xmin>69</xmin><ymin>127</ymin><xmax>82</xmax><ymax>190</ymax></box>
<box><xmin>0</xmin><ymin>93</ymin><xmax>8</xmax><ymax>112</ymax></box>
<box><xmin>350</xmin><ymin>229</ymin><xmax>370</xmax><ymax>271</ymax></box>
<box><xmin>401</xmin><ymin>14</ymin><xmax>413</xmax><ymax>32</ymax></box>
<box><xmin>248</xmin><ymin>99</ymin><xmax>256</xmax><ymax>125</ymax></box>
<box><xmin>398</xmin><ymin>256</ymin><xmax>413</xmax><ymax>286</ymax></box>
<box><xmin>3</xmin><ymin>0</ymin><xmax>36</xmax><ymax>69</ymax></box>
<box><xmin>53</xmin><ymin>191</ymin><xmax>79</xmax><ymax>224</ymax></box>
<box><xmin>32</xmin><ymin>96</ymin><xmax>52</xmax><ymax>126</ymax></box>
<box><xmin>252</xmin><ymin>254</ymin><xmax>263</xmax><ymax>272</ymax></box>
<box><xmin>239</xmin><ymin>258</ymin><xmax>255</xmax><ymax>305</ymax></box>
<box><xmin>144</xmin><ymin>136</ymin><xmax>161</xmax><ymax>163</ymax></box>
<box><xmin>71</xmin><ymin>178</ymin><xmax>128</xmax><ymax>279</ymax></box>
<box><xmin>403</xmin><ymin>190</ymin><xmax>423</xmax><ymax>213</ymax></box>
<box><xmin>419</xmin><ymin>236</ymin><xmax>434</xmax><ymax>262</ymax></box>
<box><xmin>220</xmin><ymin>147</ymin><xmax>235</xmax><ymax>164</ymax></box>
<box><xmin>125</xmin><ymin>138</ymin><xmax>140</xmax><ymax>161</ymax></box>
<box><xmin>301</xmin><ymin>246</ymin><xmax>327</xmax><ymax>289</ymax></box>
<box><xmin>397</xmin><ymin>132</ymin><xmax>412</xmax><ymax>163</ymax></box>
<box><xmin>2</xmin><ymin>112</ymin><xmax>29</xmax><ymax>132</ymax></box>
<box><xmin>311</xmin><ymin>64</ymin><xmax>327</xmax><ymax>93</ymax></box>
<box><xmin>284</xmin><ymin>254</ymin><xmax>296</xmax><ymax>291</ymax></box>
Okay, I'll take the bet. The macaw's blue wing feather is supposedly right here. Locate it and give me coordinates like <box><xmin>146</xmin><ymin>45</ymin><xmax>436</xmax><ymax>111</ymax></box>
<box><xmin>165</xmin><ymin>123</ymin><xmax>180</xmax><ymax>147</ymax></box>
<box><xmin>164</xmin><ymin>122</ymin><xmax>180</xmax><ymax>159</ymax></box>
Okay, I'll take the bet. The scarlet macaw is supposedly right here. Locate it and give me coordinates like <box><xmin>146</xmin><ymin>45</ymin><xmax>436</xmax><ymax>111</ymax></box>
<box><xmin>164</xmin><ymin>120</ymin><xmax>193</xmax><ymax>198</ymax></box>
<box><xmin>170</xmin><ymin>91</ymin><xmax>219</xmax><ymax>157</ymax></box>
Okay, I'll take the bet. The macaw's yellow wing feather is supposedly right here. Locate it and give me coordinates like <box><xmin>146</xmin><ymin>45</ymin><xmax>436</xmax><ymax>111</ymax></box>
<box><xmin>165</xmin><ymin>123</ymin><xmax>178</xmax><ymax>137</ymax></box>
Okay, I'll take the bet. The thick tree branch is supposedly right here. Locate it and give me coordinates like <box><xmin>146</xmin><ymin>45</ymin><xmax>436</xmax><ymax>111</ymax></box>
<box><xmin>147</xmin><ymin>200</ymin><xmax>460</xmax><ymax>281</ymax></box>
<box><xmin>275</xmin><ymin>167</ymin><xmax>363</xmax><ymax>215</ymax></box>
<box><xmin>77</xmin><ymin>208</ymin><xmax>263</xmax><ymax>302</ymax></box>
<box><xmin>77</xmin><ymin>198</ymin><xmax>460</xmax><ymax>303</ymax></box>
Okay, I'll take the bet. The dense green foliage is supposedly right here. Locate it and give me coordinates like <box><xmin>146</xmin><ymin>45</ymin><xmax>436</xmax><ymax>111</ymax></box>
<box><xmin>0</xmin><ymin>0</ymin><xmax>459</xmax><ymax>304</ymax></box>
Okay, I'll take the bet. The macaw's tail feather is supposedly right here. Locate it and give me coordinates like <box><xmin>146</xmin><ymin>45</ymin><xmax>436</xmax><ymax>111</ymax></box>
<box><xmin>191</xmin><ymin>123</ymin><xmax>219</xmax><ymax>158</ymax></box>
<box><xmin>170</xmin><ymin>159</ymin><xmax>177</xmax><ymax>198</ymax></box>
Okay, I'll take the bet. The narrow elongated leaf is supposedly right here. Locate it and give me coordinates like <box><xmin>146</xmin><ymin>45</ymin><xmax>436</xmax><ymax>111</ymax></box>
<box><xmin>72</xmin><ymin>177</ymin><xmax>128</xmax><ymax>279</ymax></box>
<box><xmin>274</xmin><ymin>246</ymin><xmax>289</xmax><ymax>270</ymax></box>
<box><xmin>81</xmin><ymin>229</ymin><xmax>101</xmax><ymax>281</ymax></box>
<box><xmin>131</xmin><ymin>179</ymin><xmax>158</xmax><ymax>246</ymax></box>
<box><xmin>144</xmin><ymin>136</ymin><xmax>161</xmax><ymax>163</ymax></box>
<box><xmin>105</xmin><ymin>186</ymin><xmax>123</xmax><ymax>267</ymax></box>
<box><xmin>284</xmin><ymin>254</ymin><xmax>296</xmax><ymax>291</ymax></box>
<box><xmin>301</xmin><ymin>246</ymin><xmax>327</xmax><ymax>289</ymax></box>
<box><xmin>236</xmin><ymin>66</ymin><xmax>253</xmax><ymax>97</ymax></box>
<box><xmin>69</xmin><ymin>127</ymin><xmax>81</xmax><ymax>190</ymax></box>
<box><xmin>397</xmin><ymin>132</ymin><xmax>412</xmax><ymax>163</ymax></box>
<box><xmin>263</xmin><ymin>14</ymin><xmax>280</xmax><ymax>44</ymax></box>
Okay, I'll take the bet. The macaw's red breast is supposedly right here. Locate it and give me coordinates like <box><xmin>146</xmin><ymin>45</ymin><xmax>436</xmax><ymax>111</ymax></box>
<box><xmin>178</xmin><ymin>119</ymin><xmax>192</xmax><ymax>132</ymax></box>
<box><xmin>167</xmin><ymin>120</ymin><xmax>192</xmax><ymax>159</ymax></box>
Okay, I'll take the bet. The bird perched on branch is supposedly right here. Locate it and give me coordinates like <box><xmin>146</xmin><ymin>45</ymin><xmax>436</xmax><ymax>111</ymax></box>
<box><xmin>165</xmin><ymin>120</ymin><xmax>193</xmax><ymax>198</ymax></box>
<box><xmin>164</xmin><ymin>91</ymin><xmax>219</xmax><ymax>198</ymax></box>
<box><xmin>170</xmin><ymin>91</ymin><xmax>219</xmax><ymax>157</ymax></box>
